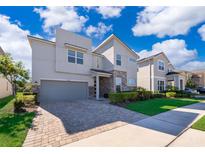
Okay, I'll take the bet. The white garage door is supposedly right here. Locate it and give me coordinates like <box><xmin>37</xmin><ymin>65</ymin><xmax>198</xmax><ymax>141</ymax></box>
<box><xmin>40</xmin><ymin>80</ymin><xmax>88</xmax><ymax>103</ymax></box>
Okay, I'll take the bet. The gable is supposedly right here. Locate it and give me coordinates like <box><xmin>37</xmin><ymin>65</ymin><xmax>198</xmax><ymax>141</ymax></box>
<box><xmin>114</xmin><ymin>39</ymin><xmax>137</xmax><ymax>59</ymax></box>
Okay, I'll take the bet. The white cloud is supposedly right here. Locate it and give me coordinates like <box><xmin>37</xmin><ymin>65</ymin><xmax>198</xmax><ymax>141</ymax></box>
<box><xmin>138</xmin><ymin>39</ymin><xmax>197</xmax><ymax>67</ymax></box>
<box><xmin>180</xmin><ymin>61</ymin><xmax>205</xmax><ymax>71</ymax></box>
<box><xmin>34</xmin><ymin>6</ymin><xmax>88</xmax><ymax>34</ymax></box>
<box><xmin>96</xmin><ymin>6</ymin><xmax>124</xmax><ymax>19</ymax></box>
<box><xmin>0</xmin><ymin>14</ymin><xmax>31</xmax><ymax>70</ymax></box>
<box><xmin>198</xmin><ymin>24</ymin><xmax>205</xmax><ymax>41</ymax></box>
<box><xmin>85</xmin><ymin>22</ymin><xmax>112</xmax><ymax>38</ymax></box>
<box><xmin>132</xmin><ymin>6</ymin><xmax>205</xmax><ymax>38</ymax></box>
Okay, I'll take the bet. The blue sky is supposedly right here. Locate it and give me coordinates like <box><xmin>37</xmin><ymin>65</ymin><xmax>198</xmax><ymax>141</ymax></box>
<box><xmin>0</xmin><ymin>6</ymin><xmax>205</xmax><ymax>71</ymax></box>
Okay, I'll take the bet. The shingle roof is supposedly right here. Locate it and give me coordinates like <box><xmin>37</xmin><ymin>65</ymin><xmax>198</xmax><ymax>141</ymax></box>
<box><xmin>90</xmin><ymin>68</ymin><xmax>112</xmax><ymax>74</ymax></box>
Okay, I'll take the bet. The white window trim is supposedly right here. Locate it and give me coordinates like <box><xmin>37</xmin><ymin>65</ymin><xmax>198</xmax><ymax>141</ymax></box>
<box><xmin>115</xmin><ymin>77</ymin><xmax>122</xmax><ymax>91</ymax></box>
<box><xmin>68</xmin><ymin>50</ymin><xmax>84</xmax><ymax>65</ymax></box>
<box><xmin>116</xmin><ymin>54</ymin><xmax>122</xmax><ymax>66</ymax></box>
<box><xmin>157</xmin><ymin>80</ymin><xmax>165</xmax><ymax>91</ymax></box>
<box><xmin>158</xmin><ymin>60</ymin><xmax>165</xmax><ymax>71</ymax></box>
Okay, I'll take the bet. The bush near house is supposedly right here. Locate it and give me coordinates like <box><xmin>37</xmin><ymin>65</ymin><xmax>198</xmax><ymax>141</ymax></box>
<box><xmin>166</xmin><ymin>92</ymin><xmax>177</xmax><ymax>98</ymax></box>
<box><xmin>109</xmin><ymin>88</ymin><xmax>191</xmax><ymax>104</ymax></box>
<box><xmin>166</xmin><ymin>91</ymin><xmax>191</xmax><ymax>98</ymax></box>
<box><xmin>109</xmin><ymin>90</ymin><xmax>158</xmax><ymax>104</ymax></box>
<box><xmin>14</xmin><ymin>93</ymin><xmax>36</xmax><ymax>113</ymax></box>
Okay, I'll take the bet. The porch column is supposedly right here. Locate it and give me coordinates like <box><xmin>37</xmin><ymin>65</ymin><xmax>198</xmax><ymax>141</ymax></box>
<box><xmin>96</xmin><ymin>75</ymin><xmax>99</xmax><ymax>100</ymax></box>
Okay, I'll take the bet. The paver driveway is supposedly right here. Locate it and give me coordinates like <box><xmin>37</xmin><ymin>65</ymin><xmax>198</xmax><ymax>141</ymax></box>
<box><xmin>23</xmin><ymin>99</ymin><xmax>148</xmax><ymax>147</ymax></box>
<box><xmin>66</xmin><ymin>102</ymin><xmax>205</xmax><ymax>147</ymax></box>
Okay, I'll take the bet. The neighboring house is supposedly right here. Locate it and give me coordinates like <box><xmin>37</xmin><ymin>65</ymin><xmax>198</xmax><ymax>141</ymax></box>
<box><xmin>0</xmin><ymin>47</ymin><xmax>12</xmax><ymax>98</ymax></box>
<box><xmin>191</xmin><ymin>70</ymin><xmax>205</xmax><ymax>87</ymax></box>
<box><xmin>137</xmin><ymin>52</ymin><xmax>186</xmax><ymax>91</ymax></box>
<box><xmin>28</xmin><ymin>28</ymin><xmax>139</xmax><ymax>102</ymax></box>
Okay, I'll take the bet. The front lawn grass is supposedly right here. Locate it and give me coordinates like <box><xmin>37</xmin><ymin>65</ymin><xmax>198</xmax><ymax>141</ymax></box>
<box><xmin>0</xmin><ymin>95</ymin><xmax>35</xmax><ymax>147</ymax></box>
<box><xmin>192</xmin><ymin>115</ymin><xmax>205</xmax><ymax>131</ymax></box>
<box><xmin>126</xmin><ymin>98</ymin><xmax>201</xmax><ymax>116</ymax></box>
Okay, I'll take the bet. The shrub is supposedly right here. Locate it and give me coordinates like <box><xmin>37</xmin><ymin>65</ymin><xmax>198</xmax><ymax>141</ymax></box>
<box><xmin>14</xmin><ymin>94</ymin><xmax>25</xmax><ymax>112</ymax></box>
<box><xmin>23</xmin><ymin>92</ymin><xmax>34</xmax><ymax>95</ymax></box>
<box><xmin>14</xmin><ymin>93</ymin><xmax>36</xmax><ymax>112</ymax></box>
<box><xmin>121</xmin><ymin>92</ymin><xmax>137</xmax><ymax>102</ymax></box>
<box><xmin>109</xmin><ymin>93</ymin><xmax>123</xmax><ymax>103</ymax></box>
<box><xmin>166</xmin><ymin>85</ymin><xmax>178</xmax><ymax>92</ymax></box>
<box><xmin>109</xmin><ymin>92</ymin><xmax>137</xmax><ymax>103</ymax></box>
<box><xmin>175</xmin><ymin>92</ymin><xmax>191</xmax><ymax>98</ymax></box>
<box><xmin>23</xmin><ymin>95</ymin><xmax>36</xmax><ymax>107</ymax></box>
<box><xmin>166</xmin><ymin>92</ymin><xmax>176</xmax><ymax>98</ymax></box>
<box><xmin>133</xmin><ymin>87</ymin><xmax>146</xmax><ymax>92</ymax></box>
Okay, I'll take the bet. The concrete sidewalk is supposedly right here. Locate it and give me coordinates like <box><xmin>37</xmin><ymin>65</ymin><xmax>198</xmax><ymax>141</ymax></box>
<box><xmin>64</xmin><ymin>102</ymin><xmax>205</xmax><ymax>147</ymax></box>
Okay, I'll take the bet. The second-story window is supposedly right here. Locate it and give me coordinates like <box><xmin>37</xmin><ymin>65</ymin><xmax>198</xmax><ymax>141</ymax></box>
<box><xmin>68</xmin><ymin>50</ymin><xmax>75</xmax><ymax>63</ymax></box>
<box><xmin>77</xmin><ymin>52</ymin><xmax>83</xmax><ymax>64</ymax></box>
<box><xmin>116</xmin><ymin>54</ymin><xmax>121</xmax><ymax>66</ymax></box>
<box><xmin>158</xmin><ymin>61</ymin><xmax>165</xmax><ymax>71</ymax></box>
<box><xmin>68</xmin><ymin>50</ymin><xmax>84</xmax><ymax>65</ymax></box>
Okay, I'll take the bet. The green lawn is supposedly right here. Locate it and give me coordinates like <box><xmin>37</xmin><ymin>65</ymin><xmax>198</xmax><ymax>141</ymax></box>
<box><xmin>0</xmin><ymin>96</ymin><xmax>35</xmax><ymax>147</ymax></box>
<box><xmin>126</xmin><ymin>98</ymin><xmax>201</xmax><ymax>116</ymax></box>
<box><xmin>192</xmin><ymin>115</ymin><xmax>205</xmax><ymax>131</ymax></box>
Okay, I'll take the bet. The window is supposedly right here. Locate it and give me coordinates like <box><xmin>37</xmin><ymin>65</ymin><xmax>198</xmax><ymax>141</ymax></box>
<box><xmin>158</xmin><ymin>61</ymin><xmax>165</xmax><ymax>71</ymax></box>
<box><xmin>77</xmin><ymin>52</ymin><xmax>83</xmax><ymax>64</ymax></box>
<box><xmin>168</xmin><ymin>68</ymin><xmax>172</xmax><ymax>73</ymax></box>
<box><xmin>116</xmin><ymin>77</ymin><xmax>122</xmax><ymax>92</ymax></box>
<box><xmin>68</xmin><ymin>50</ymin><xmax>75</xmax><ymax>63</ymax></box>
<box><xmin>129</xmin><ymin>58</ymin><xmax>136</xmax><ymax>63</ymax></box>
<box><xmin>180</xmin><ymin>79</ymin><xmax>183</xmax><ymax>90</ymax></box>
<box><xmin>128</xmin><ymin>78</ymin><xmax>136</xmax><ymax>85</ymax></box>
<box><xmin>116</xmin><ymin>54</ymin><xmax>121</xmax><ymax>66</ymax></box>
<box><xmin>68</xmin><ymin>50</ymin><xmax>84</xmax><ymax>65</ymax></box>
<box><xmin>157</xmin><ymin>80</ymin><xmax>165</xmax><ymax>91</ymax></box>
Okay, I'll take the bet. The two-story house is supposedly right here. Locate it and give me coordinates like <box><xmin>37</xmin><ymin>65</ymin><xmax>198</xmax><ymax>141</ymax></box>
<box><xmin>137</xmin><ymin>52</ymin><xmax>186</xmax><ymax>91</ymax></box>
<box><xmin>28</xmin><ymin>28</ymin><xmax>139</xmax><ymax>103</ymax></box>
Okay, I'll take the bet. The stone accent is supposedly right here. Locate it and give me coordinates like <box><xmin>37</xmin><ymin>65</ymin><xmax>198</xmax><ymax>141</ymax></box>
<box><xmin>112</xmin><ymin>70</ymin><xmax>128</xmax><ymax>92</ymax></box>
<box><xmin>88</xmin><ymin>86</ymin><xmax>95</xmax><ymax>97</ymax></box>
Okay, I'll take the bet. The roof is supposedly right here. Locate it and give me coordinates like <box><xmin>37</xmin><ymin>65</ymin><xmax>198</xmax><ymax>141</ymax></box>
<box><xmin>27</xmin><ymin>35</ymin><xmax>55</xmax><ymax>45</ymax></box>
<box><xmin>0</xmin><ymin>46</ymin><xmax>4</xmax><ymax>55</ymax></box>
<box><xmin>93</xmin><ymin>34</ymin><xmax>140</xmax><ymax>59</ymax></box>
<box><xmin>90</xmin><ymin>68</ymin><xmax>112</xmax><ymax>74</ymax></box>
<box><xmin>166</xmin><ymin>71</ymin><xmax>180</xmax><ymax>75</ymax></box>
<box><xmin>137</xmin><ymin>52</ymin><xmax>174</xmax><ymax>68</ymax></box>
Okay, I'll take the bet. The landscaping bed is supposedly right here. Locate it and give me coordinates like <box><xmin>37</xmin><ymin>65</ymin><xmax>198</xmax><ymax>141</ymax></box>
<box><xmin>192</xmin><ymin>115</ymin><xmax>205</xmax><ymax>131</ymax></box>
<box><xmin>0</xmin><ymin>94</ymin><xmax>36</xmax><ymax>147</ymax></box>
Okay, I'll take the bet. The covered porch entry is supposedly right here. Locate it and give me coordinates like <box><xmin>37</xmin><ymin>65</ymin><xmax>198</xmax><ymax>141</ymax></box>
<box><xmin>91</xmin><ymin>69</ymin><xmax>112</xmax><ymax>100</ymax></box>
<box><xmin>166</xmin><ymin>71</ymin><xmax>185</xmax><ymax>90</ymax></box>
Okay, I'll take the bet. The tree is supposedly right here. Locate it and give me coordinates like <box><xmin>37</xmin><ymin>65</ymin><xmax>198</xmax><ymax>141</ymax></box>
<box><xmin>186</xmin><ymin>77</ymin><xmax>196</xmax><ymax>89</ymax></box>
<box><xmin>0</xmin><ymin>53</ymin><xmax>29</xmax><ymax>96</ymax></box>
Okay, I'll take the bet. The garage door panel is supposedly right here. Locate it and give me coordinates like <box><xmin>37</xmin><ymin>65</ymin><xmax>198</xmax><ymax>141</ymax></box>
<box><xmin>40</xmin><ymin>80</ymin><xmax>88</xmax><ymax>103</ymax></box>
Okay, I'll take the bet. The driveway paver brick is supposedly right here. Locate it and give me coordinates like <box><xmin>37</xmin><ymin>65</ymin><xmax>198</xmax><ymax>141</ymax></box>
<box><xmin>23</xmin><ymin>99</ymin><xmax>147</xmax><ymax>147</ymax></box>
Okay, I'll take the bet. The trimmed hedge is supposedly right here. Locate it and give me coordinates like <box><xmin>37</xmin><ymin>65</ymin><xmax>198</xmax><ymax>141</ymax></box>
<box><xmin>166</xmin><ymin>91</ymin><xmax>191</xmax><ymax>98</ymax></box>
<box><xmin>109</xmin><ymin>91</ymin><xmax>154</xmax><ymax>104</ymax></box>
<box><xmin>166</xmin><ymin>92</ymin><xmax>176</xmax><ymax>98</ymax></box>
<box><xmin>109</xmin><ymin>92</ymin><xmax>137</xmax><ymax>103</ymax></box>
